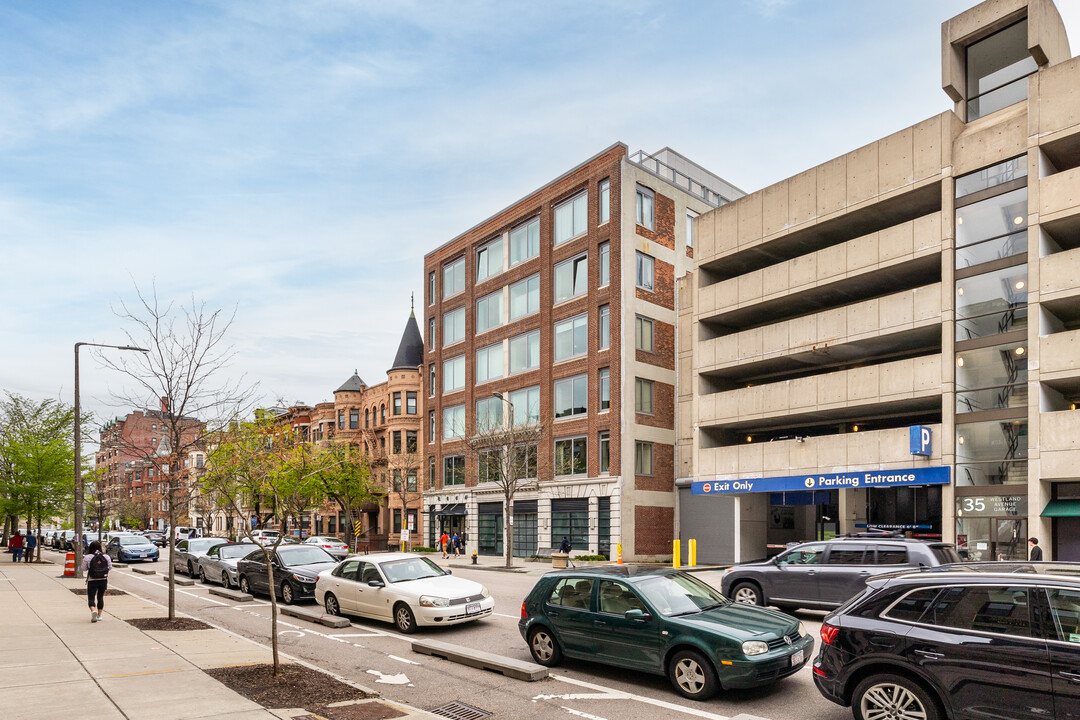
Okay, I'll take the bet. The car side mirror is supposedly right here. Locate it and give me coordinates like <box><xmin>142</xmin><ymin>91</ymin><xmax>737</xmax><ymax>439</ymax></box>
<box><xmin>367</xmin><ymin>580</ymin><xmax>385</xmax><ymax>588</ymax></box>
<box><xmin>445</xmin><ymin>569</ymin><xmax>452</xmax><ymax>575</ymax></box>
<box><xmin>625</xmin><ymin>609</ymin><xmax>651</xmax><ymax>622</ymax></box>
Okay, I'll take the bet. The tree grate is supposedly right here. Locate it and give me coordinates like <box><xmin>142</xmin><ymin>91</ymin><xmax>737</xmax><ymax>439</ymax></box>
<box><xmin>429</xmin><ymin>701</ymin><xmax>492</xmax><ymax>720</ymax></box>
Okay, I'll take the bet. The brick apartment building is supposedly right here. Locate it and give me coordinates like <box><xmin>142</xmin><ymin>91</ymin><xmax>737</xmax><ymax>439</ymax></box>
<box><xmin>423</xmin><ymin>143</ymin><xmax>743</xmax><ymax>561</ymax></box>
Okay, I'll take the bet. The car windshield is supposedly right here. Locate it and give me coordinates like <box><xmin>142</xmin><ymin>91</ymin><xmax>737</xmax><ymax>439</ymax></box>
<box><xmin>636</xmin><ymin>573</ymin><xmax>729</xmax><ymax>617</ymax></box>
<box><xmin>279</xmin><ymin>547</ymin><xmax>335</xmax><ymax>567</ymax></box>
<box><xmin>931</xmin><ymin>545</ymin><xmax>962</xmax><ymax>564</ymax></box>
<box><xmin>188</xmin><ymin>538</ymin><xmax>228</xmax><ymax>553</ymax></box>
<box><xmin>379</xmin><ymin>557</ymin><xmax>446</xmax><ymax>583</ymax></box>
<box><xmin>119</xmin><ymin>536</ymin><xmax>149</xmax><ymax>546</ymax></box>
<box><xmin>220</xmin><ymin>544</ymin><xmax>256</xmax><ymax>560</ymax></box>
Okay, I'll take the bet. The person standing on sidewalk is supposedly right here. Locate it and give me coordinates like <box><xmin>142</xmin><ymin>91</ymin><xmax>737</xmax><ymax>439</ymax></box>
<box><xmin>439</xmin><ymin>531</ymin><xmax>449</xmax><ymax>559</ymax></box>
<box><xmin>81</xmin><ymin>540</ymin><xmax>112</xmax><ymax>623</ymax></box>
<box><xmin>452</xmin><ymin>533</ymin><xmax>461</xmax><ymax>557</ymax></box>
<box><xmin>10</xmin><ymin>531</ymin><xmax>23</xmax><ymax>563</ymax></box>
<box><xmin>23</xmin><ymin>532</ymin><xmax>36</xmax><ymax>563</ymax></box>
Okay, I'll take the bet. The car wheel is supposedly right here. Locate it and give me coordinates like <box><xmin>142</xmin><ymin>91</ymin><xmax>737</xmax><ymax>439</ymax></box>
<box><xmin>239</xmin><ymin>576</ymin><xmax>251</xmax><ymax>594</ymax></box>
<box><xmin>222</xmin><ymin>571</ymin><xmax>231</xmax><ymax>587</ymax></box>
<box><xmin>394</xmin><ymin>603</ymin><xmax>417</xmax><ymax>634</ymax></box>
<box><xmin>187</xmin><ymin>561</ymin><xmax>195</xmax><ymax>577</ymax></box>
<box><xmin>528</xmin><ymin>627</ymin><xmax>562</xmax><ymax>667</ymax></box>
<box><xmin>199</xmin><ymin>567</ymin><xmax>208</xmax><ymax>584</ymax></box>
<box><xmin>853</xmin><ymin>673</ymin><xmax>942</xmax><ymax>720</ymax></box>
<box><xmin>325</xmin><ymin>594</ymin><xmax>341</xmax><ymax>616</ymax></box>
<box><xmin>668</xmin><ymin>649</ymin><xmax>719</xmax><ymax>701</ymax></box>
<box><xmin>280</xmin><ymin>582</ymin><xmax>294</xmax><ymax>605</ymax></box>
<box><xmin>730</xmin><ymin>581</ymin><xmax>763</xmax><ymax>606</ymax></box>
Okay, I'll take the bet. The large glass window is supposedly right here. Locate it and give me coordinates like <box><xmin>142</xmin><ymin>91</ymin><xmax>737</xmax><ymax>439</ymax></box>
<box><xmin>443</xmin><ymin>355</ymin><xmax>465</xmax><ymax>392</ymax></box>
<box><xmin>956</xmin><ymin>341</ymin><xmax>1028</xmax><ymax>414</ymax></box>
<box><xmin>554</xmin><ymin>254</ymin><xmax>588</xmax><ymax>304</ymax></box>
<box><xmin>551</xmin><ymin>499</ymin><xmax>588</xmax><ymax>549</ymax></box>
<box><xmin>599</xmin><ymin>431</ymin><xmax>610</xmax><ymax>473</ymax></box>
<box><xmin>687</xmin><ymin>210</ymin><xmax>697</xmax><ymax>248</ymax></box>
<box><xmin>509</xmin><ymin>386</ymin><xmax>540</xmax><ymax>426</ymax></box>
<box><xmin>478</xmin><ymin>449</ymin><xmax>501</xmax><ymax>483</ymax></box>
<box><xmin>476</xmin><ymin>237</ymin><xmax>503</xmax><ymax>282</ymax></box>
<box><xmin>636</xmin><ymin>316</ymin><xmax>654</xmax><ymax>352</ymax></box>
<box><xmin>599</xmin><ymin>305</ymin><xmax>610</xmax><ymax>349</ymax></box>
<box><xmin>443</xmin><ymin>257</ymin><xmax>465</xmax><ymax>299</ymax></box>
<box><xmin>554</xmin><ymin>437</ymin><xmax>588</xmax><ymax>477</ymax></box>
<box><xmin>442</xmin><ymin>405</ymin><xmax>465</xmax><ymax>440</ymax></box>
<box><xmin>554</xmin><ymin>374</ymin><xmax>588</xmax><ymax>419</ymax></box>
<box><xmin>510</xmin><ymin>217</ymin><xmax>540</xmax><ymax>266</ymax></box>
<box><xmin>636</xmin><ymin>186</ymin><xmax>654</xmax><ymax>230</ymax></box>
<box><xmin>555</xmin><ymin>192</ymin><xmax>588</xmax><ymax>245</ymax></box>
<box><xmin>554</xmin><ymin>314</ymin><xmax>588</xmax><ymax>361</ymax></box>
<box><xmin>966</xmin><ymin>19</ymin><xmax>1037</xmax><ymax>121</ymax></box>
<box><xmin>509</xmin><ymin>330</ymin><xmax>540</xmax><ymax>374</ymax></box>
<box><xmin>636</xmin><ymin>252</ymin><xmax>654</xmax><ymax>291</ymax></box>
<box><xmin>635</xmin><ymin>441</ymin><xmax>654</xmax><ymax>476</ymax></box>
<box><xmin>475</xmin><ymin>396</ymin><xmax>503</xmax><ymax>433</ymax></box>
<box><xmin>956</xmin><ymin>187</ymin><xmax>1027</xmax><ymax>248</ymax></box>
<box><xmin>924</xmin><ymin>585</ymin><xmax>1031</xmax><ymax>636</ymax></box>
<box><xmin>956</xmin><ymin>156</ymin><xmax>1027</xmax><ymax>198</ymax></box>
<box><xmin>599</xmin><ymin>368</ymin><xmax>610</xmax><ymax>411</ymax></box>
<box><xmin>476</xmin><ymin>291</ymin><xmax>503</xmax><ymax>334</ymax></box>
<box><xmin>475</xmin><ymin>342</ymin><xmax>503</xmax><ymax>384</ymax></box>
<box><xmin>635</xmin><ymin>378</ymin><xmax>654</xmax><ymax>414</ymax></box>
<box><xmin>443</xmin><ymin>455</ymin><xmax>465</xmax><ymax>486</ymax></box>
<box><xmin>955</xmin><ymin>264</ymin><xmax>1028</xmax><ymax>340</ymax></box>
<box><xmin>478</xmin><ymin>503</ymin><xmax>503</xmax><ymax>556</ymax></box>
<box><xmin>599</xmin><ymin>241</ymin><xmax>610</xmax><ymax>287</ymax></box>
<box><xmin>956</xmin><ymin>419</ymin><xmax>1028</xmax><ymax>486</ymax></box>
<box><xmin>443</xmin><ymin>307</ymin><xmax>465</xmax><ymax>347</ymax></box>
<box><xmin>509</xmin><ymin>274</ymin><xmax>540</xmax><ymax>320</ymax></box>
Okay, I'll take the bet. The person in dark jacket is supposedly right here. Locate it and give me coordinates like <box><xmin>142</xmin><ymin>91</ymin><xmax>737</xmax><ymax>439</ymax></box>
<box><xmin>559</xmin><ymin>536</ymin><xmax>572</xmax><ymax>554</ymax></box>
<box><xmin>1029</xmin><ymin>537</ymin><xmax>1043</xmax><ymax>561</ymax></box>
<box><xmin>81</xmin><ymin>540</ymin><xmax>113</xmax><ymax>622</ymax></box>
<box><xmin>23</xmin><ymin>533</ymin><xmax>36</xmax><ymax>563</ymax></box>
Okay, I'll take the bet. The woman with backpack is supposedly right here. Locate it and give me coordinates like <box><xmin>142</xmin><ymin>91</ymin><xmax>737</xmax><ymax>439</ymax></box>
<box><xmin>81</xmin><ymin>540</ymin><xmax>112</xmax><ymax>623</ymax></box>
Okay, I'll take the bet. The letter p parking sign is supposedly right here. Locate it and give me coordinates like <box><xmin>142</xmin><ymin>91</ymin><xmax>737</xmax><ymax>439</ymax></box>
<box><xmin>910</xmin><ymin>425</ymin><xmax>932</xmax><ymax>456</ymax></box>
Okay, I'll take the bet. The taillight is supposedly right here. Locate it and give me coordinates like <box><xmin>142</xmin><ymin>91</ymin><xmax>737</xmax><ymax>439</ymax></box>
<box><xmin>820</xmin><ymin>623</ymin><xmax>840</xmax><ymax>646</ymax></box>
<box><xmin>521</xmin><ymin>602</ymin><xmax>528</xmax><ymax>619</ymax></box>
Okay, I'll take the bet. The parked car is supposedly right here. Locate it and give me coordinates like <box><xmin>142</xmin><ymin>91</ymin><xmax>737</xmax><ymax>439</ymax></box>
<box><xmin>814</xmin><ymin>562</ymin><xmax>1080</xmax><ymax>720</ymax></box>
<box><xmin>316</xmin><ymin>552</ymin><xmax>493</xmax><ymax>633</ymax></box>
<box><xmin>197</xmin><ymin>542</ymin><xmax>258</xmax><ymax>587</ymax></box>
<box><xmin>106</xmin><ymin>535</ymin><xmax>160</xmax><ymax>563</ymax></box>
<box><xmin>55</xmin><ymin>530</ymin><xmax>77</xmax><ymax>550</ymax></box>
<box><xmin>519</xmin><ymin>565</ymin><xmax>813</xmax><ymax>701</ymax></box>
<box><xmin>720</xmin><ymin>534</ymin><xmax>962</xmax><ymax>612</ymax></box>
<box><xmin>142</xmin><ymin>531</ymin><xmax>167</xmax><ymax>547</ymax></box>
<box><xmin>249</xmin><ymin>529</ymin><xmax>282</xmax><ymax>545</ymax></box>
<box><xmin>237</xmin><ymin>545</ymin><xmax>338</xmax><ymax>604</ymax></box>
<box><xmin>173</xmin><ymin>526</ymin><xmax>201</xmax><ymax>541</ymax></box>
<box><xmin>173</xmin><ymin>537</ymin><xmax>231</xmax><ymax>576</ymax></box>
<box><xmin>304</xmin><ymin>536</ymin><xmax>350</xmax><ymax>559</ymax></box>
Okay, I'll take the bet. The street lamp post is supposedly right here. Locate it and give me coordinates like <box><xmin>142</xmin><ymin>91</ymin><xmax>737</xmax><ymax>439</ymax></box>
<box><xmin>73</xmin><ymin>342</ymin><xmax>149</xmax><ymax>578</ymax></box>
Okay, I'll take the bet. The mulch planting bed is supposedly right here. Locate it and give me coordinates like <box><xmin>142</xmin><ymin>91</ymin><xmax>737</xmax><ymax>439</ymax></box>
<box><xmin>205</xmin><ymin>664</ymin><xmax>377</xmax><ymax>714</ymax></box>
<box><xmin>319</xmin><ymin>702</ymin><xmax>405</xmax><ymax>720</ymax></box>
<box><xmin>69</xmin><ymin>588</ymin><xmax>126</xmax><ymax>596</ymax></box>
<box><xmin>125</xmin><ymin>617</ymin><xmax>212</xmax><ymax>631</ymax></box>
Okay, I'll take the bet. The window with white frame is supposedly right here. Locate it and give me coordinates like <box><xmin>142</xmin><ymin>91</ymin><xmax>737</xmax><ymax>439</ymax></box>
<box><xmin>686</xmin><ymin>210</ymin><xmax>698</xmax><ymax>248</ymax></box>
<box><xmin>428</xmin><ymin>317</ymin><xmax>435</xmax><ymax>349</ymax></box>
<box><xmin>514</xmin><ymin>443</ymin><xmax>538</xmax><ymax>479</ymax></box>
<box><xmin>554</xmin><ymin>313</ymin><xmax>588</xmax><ymax>361</ymax></box>
<box><xmin>475</xmin><ymin>396</ymin><xmax>504</xmax><ymax>433</ymax></box>
<box><xmin>443</xmin><ymin>306</ymin><xmax>465</xmax><ymax>346</ymax></box>
<box><xmin>443</xmin><ymin>257</ymin><xmax>465</xmax><ymax>299</ymax></box>
<box><xmin>636</xmin><ymin>185</ymin><xmax>654</xmax><ymax>230</ymax></box>
<box><xmin>476</xmin><ymin>291</ymin><xmax>503</xmax><ymax>334</ymax></box>
<box><xmin>509</xmin><ymin>330</ymin><xmax>540</xmax><ymax>374</ymax></box>
<box><xmin>635</xmin><ymin>252</ymin><xmax>654</xmax><ymax>292</ymax></box>
<box><xmin>478</xmin><ymin>448</ymin><xmax>501</xmax><ymax>483</ymax></box>
<box><xmin>599</xmin><ymin>241</ymin><xmax>610</xmax><ymax>286</ymax></box>
<box><xmin>599</xmin><ymin>305</ymin><xmax>610</xmax><ymax>350</ymax></box>
<box><xmin>509</xmin><ymin>274</ymin><xmax>540</xmax><ymax>320</ymax></box>
<box><xmin>476</xmin><ymin>237</ymin><xmax>503</xmax><ymax>282</ymax></box>
<box><xmin>599</xmin><ymin>179</ymin><xmax>610</xmax><ymax>224</ymax></box>
<box><xmin>554</xmin><ymin>374</ymin><xmax>588</xmax><ymax>419</ymax></box>
<box><xmin>554</xmin><ymin>253</ymin><xmax>588</xmax><ymax>304</ymax></box>
<box><xmin>635</xmin><ymin>441</ymin><xmax>654</xmax><ymax>476</ymax></box>
<box><xmin>442</xmin><ymin>405</ymin><xmax>465</xmax><ymax>439</ymax></box>
<box><xmin>509</xmin><ymin>386</ymin><xmax>540</xmax><ymax>425</ymax></box>
<box><xmin>635</xmin><ymin>316</ymin><xmax>654</xmax><ymax>352</ymax></box>
<box><xmin>599</xmin><ymin>367</ymin><xmax>610</xmax><ymax>411</ymax></box>
<box><xmin>510</xmin><ymin>217</ymin><xmax>540</xmax><ymax>266</ymax></box>
<box><xmin>554</xmin><ymin>436</ymin><xmax>587</xmax><ymax>476</ymax></box>
<box><xmin>554</xmin><ymin>192</ymin><xmax>588</xmax><ymax>245</ymax></box>
<box><xmin>429</xmin><ymin>411</ymin><xmax>435</xmax><ymax>441</ymax></box>
<box><xmin>475</xmin><ymin>342</ymin><xmax>504</xmax><ymax>384</ymax></box>
<box><xmin>635</xmin><ymin>378</ymin><xmax>654</xmax><ymax>414</ymax></box>
<box><xmin>443</xmin><ymin>355</ymin><xmax>466</xmax><ymax>392</ymax></box>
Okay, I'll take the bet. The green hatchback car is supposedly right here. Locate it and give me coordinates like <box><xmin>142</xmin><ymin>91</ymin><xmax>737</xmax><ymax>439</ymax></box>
<box><xmin>518</xmin><ymin>566</ymin><xmax>813</xmax><ymax>701</ymax></box>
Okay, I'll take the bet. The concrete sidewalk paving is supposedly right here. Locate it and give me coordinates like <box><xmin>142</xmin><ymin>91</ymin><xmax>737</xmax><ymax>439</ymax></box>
<box><xmin>0</xmin><ymin>560</ymin><xmax>435</xmax><ymax>720</ymax></box>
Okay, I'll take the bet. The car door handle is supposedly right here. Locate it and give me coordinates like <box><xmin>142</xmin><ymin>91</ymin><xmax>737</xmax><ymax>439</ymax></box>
<box><xmin>914</xmin><ymin>649</ymin><xmax>944</xmax><ymax>660</ymax></box>
<box><xmin>593</xmin><ymin>620</ymin><xmax>607</xmax><ymax>627</ymax></box>
<box><xmin>1060</xmin><ymin>672</ymin><xmax>1080</xmax><ymax>684</ymax></box>
<box><xmin>548</xmin><ymin>610</ymin><xmax>560</xmax><ymax>617</ymax></box>
<box><xmin>806</xmin><ymin>570</ymin><xmax>816</xmax><ymax>575</ymax></box>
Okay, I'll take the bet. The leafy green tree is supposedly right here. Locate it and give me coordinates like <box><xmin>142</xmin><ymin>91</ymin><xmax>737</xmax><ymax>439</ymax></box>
<box><xmin>314</xmin><ymin>441</ymin><xmax>380</xmax><ymax>552</ymax></box>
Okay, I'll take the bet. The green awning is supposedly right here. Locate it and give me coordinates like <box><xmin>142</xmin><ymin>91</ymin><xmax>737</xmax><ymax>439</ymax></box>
<box><xmin>1042</xmin><ymin>500</ymin><xmax>1080</xmax><ymax>517</ymax></box>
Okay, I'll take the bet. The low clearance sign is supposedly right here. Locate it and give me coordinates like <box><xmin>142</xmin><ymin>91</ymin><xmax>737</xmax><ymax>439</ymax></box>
<box><xmin>691</xmin><ymin>466</ymin><xmax>950</xmax><ymax>495</ymax></box>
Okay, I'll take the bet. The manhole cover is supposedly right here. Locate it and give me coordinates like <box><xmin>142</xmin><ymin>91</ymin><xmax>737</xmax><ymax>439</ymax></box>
<box><xmin>429</xmin><ymin>701</ymin><xmax>492</xmax><ymax>720</ymax></box>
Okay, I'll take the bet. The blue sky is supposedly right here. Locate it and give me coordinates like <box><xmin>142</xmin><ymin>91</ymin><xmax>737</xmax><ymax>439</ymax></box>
<box><xmin>2</xmin><ymin>0</ymin><xmax>1078</xmax><ymax>427</ymax></box>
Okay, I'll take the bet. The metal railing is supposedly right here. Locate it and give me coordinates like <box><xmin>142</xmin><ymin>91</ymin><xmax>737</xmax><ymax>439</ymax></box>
<box><xmin>628</xmin><ymin>151</ymin><xmax>731</xmax><ymax>207</ymax></box>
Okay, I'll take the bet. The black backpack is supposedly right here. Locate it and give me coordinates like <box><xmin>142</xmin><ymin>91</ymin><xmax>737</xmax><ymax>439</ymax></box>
<box><xmin>88</xmin><ymin>552</ymin><xmax>109</xmax><ymax>579</ymax></box>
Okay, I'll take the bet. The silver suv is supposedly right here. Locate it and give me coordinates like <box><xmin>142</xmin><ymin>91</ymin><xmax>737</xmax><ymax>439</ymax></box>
<box><xmin>720</xmin><ymin>534</ymin><xmax>961</xmax><ymax>612</ymax></box>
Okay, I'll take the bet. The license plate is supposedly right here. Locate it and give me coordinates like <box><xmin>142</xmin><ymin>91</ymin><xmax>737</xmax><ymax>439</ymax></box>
<box><xmin>790</xmin><ymin>649</ymin><xmax>804</xmax><ymax>667</ymax></box>
<box><xmin>466</xmin><ymin>602</ymin><xmax>481</xmax><ymax>615</ymax></box>
<box><xmin>139</xmin><ymin>553</ymin><xmax>146</xmax><ymax>558</ymax></box>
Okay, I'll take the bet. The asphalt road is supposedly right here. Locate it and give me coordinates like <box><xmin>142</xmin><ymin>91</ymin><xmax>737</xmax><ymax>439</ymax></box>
<box><xmin>53</xmin><ymin>550</ymin><xmax>852</xmax><ymax>720</ymax></box>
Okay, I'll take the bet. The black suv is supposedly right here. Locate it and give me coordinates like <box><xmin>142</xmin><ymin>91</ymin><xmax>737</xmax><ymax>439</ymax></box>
<box><xmin>720</xmin><ymin>534</ymin><xmax>961</xmax><ymax>611</ymax></box>
<box><xmin>814</xmin><ymin>563</ymin><xmax>1080</xmax><ymax>720</ymax></box>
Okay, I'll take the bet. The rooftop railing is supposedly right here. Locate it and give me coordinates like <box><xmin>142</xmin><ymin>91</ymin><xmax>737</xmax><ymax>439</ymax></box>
<box><xmin>629</xmin><ymin>150</ymin><xmax>732</xmax><ymax>207</ymax></box>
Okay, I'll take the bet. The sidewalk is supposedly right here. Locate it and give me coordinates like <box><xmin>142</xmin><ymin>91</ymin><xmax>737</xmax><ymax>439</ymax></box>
<box><xmin>0</xmin><ymin>559</ymin><xmax>433</xmax><ymax>720</ymax></box>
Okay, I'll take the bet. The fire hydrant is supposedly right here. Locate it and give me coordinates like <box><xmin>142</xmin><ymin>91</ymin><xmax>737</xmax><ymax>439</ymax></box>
<box><xmin>471</xmin><ymin>551</ymin><xmax>478</xmax><ymax>565</ymax></box>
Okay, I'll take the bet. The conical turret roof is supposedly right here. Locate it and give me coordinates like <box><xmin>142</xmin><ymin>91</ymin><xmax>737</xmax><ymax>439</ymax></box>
<box><xmin>335</xmin><ymin>371</ymin><xmax>365</xmax><ymax>393</ymax></box>
<box><xmin>389</xmin><ymin>308</ymin><xmax>424</xmax><ymax>372</ymax></box>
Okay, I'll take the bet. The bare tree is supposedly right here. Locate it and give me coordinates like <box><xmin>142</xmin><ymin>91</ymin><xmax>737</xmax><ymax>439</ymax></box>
<box><xmin>389</xmin><ymin>449</ymin><xmax>422</xmax><ymax>551</ymax></box>
<box><xmin>99</xmin><ymin>285</ymin><xmax>257</xmax><ymax>620</ymax></box>
<box><xmin>315</xmin><ymin>440</ymin><xmax>380</xmax><ymax>552</ymax></box>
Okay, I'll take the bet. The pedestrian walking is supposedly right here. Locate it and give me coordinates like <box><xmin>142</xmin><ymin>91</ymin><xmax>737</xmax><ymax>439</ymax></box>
<box><xmin>24</xmin><ymin>532</ymin><xmax>37</xmax><ymax>563</ymax></box>
<box><xmin>1029</xmin><ymin>537</ymin><xmax>1043</xmax><ymax>561</ymax></box>
<box><xmin>82</xmin><ymin>540</ymin><xmax>112</xmax><ymax>623</ymax></box>
<box><xmin>439</xmin><ymin>531</ymin><xmax>450</xmax><ymax>559</ymax></box>
<box><xmin>452</xmin><ymin>533</ymin><xmax>461</xmax><ymax>557</ymax></box>
<box><xmin>9</xmin><ymin>531</ymin><xmax>23</xmax><ymax>563</ymax></box>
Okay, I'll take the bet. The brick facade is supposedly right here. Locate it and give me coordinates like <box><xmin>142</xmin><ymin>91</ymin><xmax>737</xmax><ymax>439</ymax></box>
<box><xmin>634</xmin><ymin>505</ymin><xmax>674</xmax><ymax>556</ymax></box>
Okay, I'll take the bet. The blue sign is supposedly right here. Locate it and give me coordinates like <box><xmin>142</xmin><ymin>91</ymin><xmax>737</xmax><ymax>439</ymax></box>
<box><xmin>692</xmin><ymin>466</ymin><xmax>950</xmax><ymax>495</ymax></box>
<box><xmin>250</xmin><ymin>516</ymin><xmax>258</xmax><ymax>527</ymax></box>
<box><xmin>769</xmin><ymin>491</ymin><xmax>832</xmax><ymax>506</ymax></box>
<box><xmin>855</xmin><ymin>523</ymin><xmax>932</xmax><ymax>530</ymax></box>
<box><xmin>910</xmin><ymin>425</ymin><xmax>932</xmax><ymax>456</ymax></box>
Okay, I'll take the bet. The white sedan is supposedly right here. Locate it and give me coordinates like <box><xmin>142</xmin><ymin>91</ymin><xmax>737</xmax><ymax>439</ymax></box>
<box><xmin>315</xmin><ymin>552</ymin><xmax>493</xmax><ymax>633</ymax></box>
<box><xmin>304</xmin><ymin>535</ymin><xmax>350</xmax><ymax>559</ymax></box>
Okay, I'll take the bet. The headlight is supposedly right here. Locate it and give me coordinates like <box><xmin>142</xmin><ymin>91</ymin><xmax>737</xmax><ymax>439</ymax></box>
<box><xmin>480</xmin><ymin>586</ymin><xmax>490</xmax><ymax>599</ymax></box>
<box><xmin>292</xmin><ymin>574</ymin><xmax>316</xmax><ymax>583</ymax></box>
<box><xmin>742</xmin><ymin>640</ymin><xmax>769</xmax><ymax>656</ymax></box>
<box><xmin>797</xmin><ymin>622</ymin><xmax>807</xmax><ymax>638</ymax></box>
<box><xmin>420</xmin><ymin>595</ymin><xmax>450</xmax><ymax>607</ymax></box>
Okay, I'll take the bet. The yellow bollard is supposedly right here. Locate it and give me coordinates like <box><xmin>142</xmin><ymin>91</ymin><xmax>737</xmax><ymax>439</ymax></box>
<box><xmin>689</xmin><ymin>539</ymin><xmax>697</xmax><ymax>567</ymax></box>
<box><xmin>673</xmin><ymin>539</ymin><xmax>681</xmax><ymax>569</ymax></box>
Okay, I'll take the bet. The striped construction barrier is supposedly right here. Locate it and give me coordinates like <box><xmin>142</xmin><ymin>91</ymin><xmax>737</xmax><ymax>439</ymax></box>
<box><xmin>64</xmin><ymin>552</ymin><xmax>75</xmax><ymax>577</ymax></box>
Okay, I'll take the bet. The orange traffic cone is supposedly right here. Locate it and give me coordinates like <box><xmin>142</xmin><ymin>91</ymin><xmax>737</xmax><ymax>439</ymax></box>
<box><xmin>64</xmin><ymin>553</ymin><xmax>75</xmax><ymax>577</ymax></box>
<box><xmin>616</xmin><ymin>544</ymin><xmax>623</xmax><ymax>565</ymax></box>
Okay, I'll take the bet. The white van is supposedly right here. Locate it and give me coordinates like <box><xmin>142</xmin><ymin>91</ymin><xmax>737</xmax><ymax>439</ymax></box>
<box><xmin>173</xmin><ymin>526</ymin><xmax>201</xmax><ymax>541</ymax></box>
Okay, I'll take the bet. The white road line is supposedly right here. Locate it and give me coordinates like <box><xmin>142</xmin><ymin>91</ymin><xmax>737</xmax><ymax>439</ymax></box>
<box><xmin>493</xmin><ymin>612</ymin><xmax>520</xmax><ymax>619</ymax></box>
<box><xmin>388</xmin><ymin>654</ymin><xmax>420</xmax><ymax>665</ymax></box>
<box><xmin>113</xmin><ymin>570</ymin><xmax>232</xmax><ymax>606</ymax></box>
<box><xmin>561</xmin><ymin>708</ymin><xmax>610</xmax><ymax>720</ymax></box>
<box><xmin>549</xmin><ymin>675</ymin><xmax>734</xmax><ymax>720</ymax></box>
